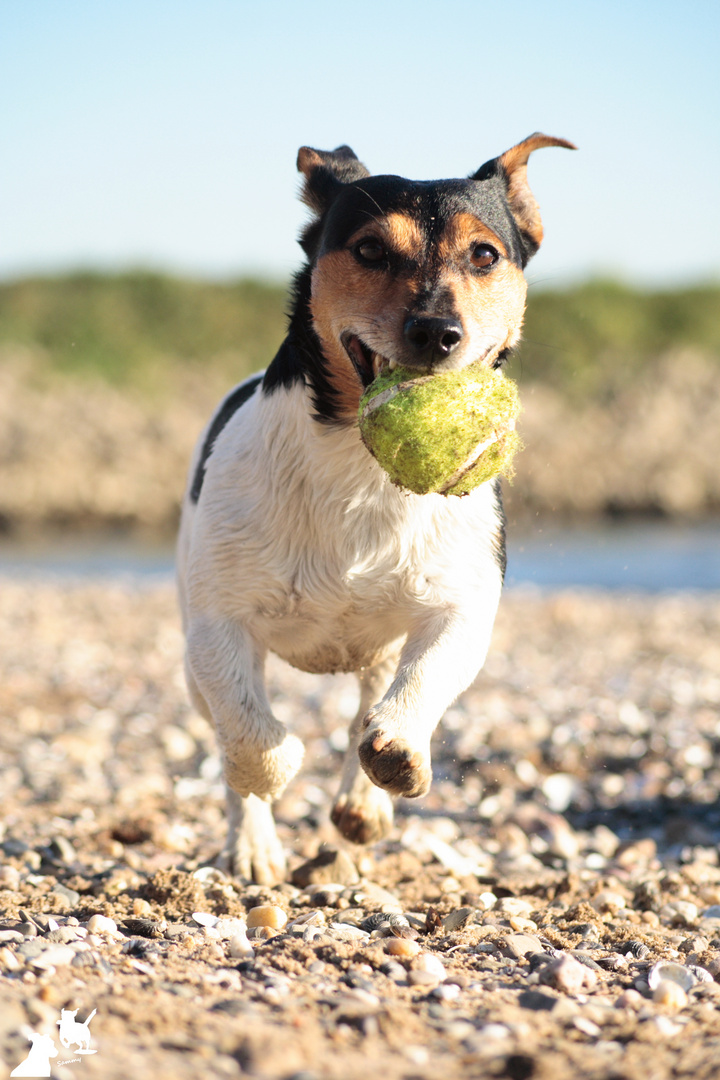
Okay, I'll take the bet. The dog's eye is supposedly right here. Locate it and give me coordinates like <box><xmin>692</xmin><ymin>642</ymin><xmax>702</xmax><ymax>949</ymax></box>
<box><xmin>471</xmin><ymin>243</ymin><xmax>499</xmax><ymax>270</ymax></box>
<box><xmin>355</xmin><ymin>239</ymin><xmax>386</xmax><ymax>264</ymax></box>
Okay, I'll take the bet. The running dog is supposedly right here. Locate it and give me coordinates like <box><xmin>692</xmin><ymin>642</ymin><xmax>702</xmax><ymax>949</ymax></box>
<box><xmin>177</xmin><ymin>133</ymin><xmax>575</xmax><ymax>883</ymax></box>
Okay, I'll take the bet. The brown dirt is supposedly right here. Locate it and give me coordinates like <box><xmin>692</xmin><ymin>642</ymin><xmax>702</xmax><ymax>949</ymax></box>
<box><xmin>2</xmin><ymin>580</ymin><xmax>720</xmax><ymax>1079</ymax></box>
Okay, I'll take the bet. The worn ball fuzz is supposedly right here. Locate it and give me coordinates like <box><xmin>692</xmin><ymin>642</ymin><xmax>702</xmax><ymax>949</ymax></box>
<box><xmin>358</xmin><ymin>363</ymin><xmax>521</xmax><ymax>496</ymax></box>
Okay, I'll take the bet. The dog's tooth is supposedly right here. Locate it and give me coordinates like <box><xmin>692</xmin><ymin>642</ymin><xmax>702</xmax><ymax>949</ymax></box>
<box><xmin>388</xmin><ymin>358</ymin><xmax>398</xmax><ymax>371</ymax></box>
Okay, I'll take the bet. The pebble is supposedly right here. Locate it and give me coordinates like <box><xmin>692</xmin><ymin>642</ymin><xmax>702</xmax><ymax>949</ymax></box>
<box><xmin>0</xmin><ymin>866</ymin><xmax>21</xmax><ymax>890</ymax></box>
<box><xmin>616</xmin><ymin>989</ymin><xmax>643</xmax><ymax>1009</ymax></box>
<box><xmin>49</xmin><ymin>836</ymin><xmax>77</xmax><ymax>864</ymax></box>
<box><xmin>30</xmin><ymin>945</ymin><xmax>77</xmax><ymax>969</ymax></box>
<box><xmin>443</xmin><ymin>907</ymin><xmax>474</xmax><ymax>932</ymax></box>
<box><xmin>290</xmin><ymin>848</ymin><xmax>358</xmax><ymax>888</ymax></box>
<box><xmin>653</xmin><ymin>980</ymin><xmax>688</xmax><ymax>1011</ymax></box>
<box><xmin>660</xmin><ymin>901</ymin><xmax>699</xmax><ymax>926</ymax></box>
<box><xmin>133</xmin><ymin>898</ymin><xmax>153</xmax><ymax>917</ymax></box>
<box><xmin>86</xmin><ymin>914</ymin><xmax>118</xmax><ymax>935</ymax></box>
<box><xmin>539</xmin><ymin>954</ymin><xmax>598</xmax><ymax>993</ymax></box>
<box><xmin>494</xmin><ymin>897</ymin><xmax>536</xmax><ymax>919</ymax></box>
<box><xmin>432</xmin><ymin>982</ymin><xmax>460</xmax><ymax>1001</ymax></box>
<box><xmin>246</xmin><ymin>906</ymin><xmax>287</xmax><ymax>930</ymax></box>
<box><xmin>0</xmin><ymin>930</ymin><xmax>24</xmax><ymax>944</ymax></box>
<box><xmin>385</xmin><ymin>937</ymin><xmax>420</xmax><ymax>958</ymax></box>
<box><xmin>647</xmin><ymin>961</ymin><xmax>696</xmax><ymax>992</ymax></box>
<box><xmin>412</xmin><ymin>953</ymin><xmax>446</xmax><ymax>981</ymax></box>
<box><xmin>228</xmin><ymin>933</ymin><xmax>255</xmax><ymax>959</ymax></box>
<box><xmin>591</xmin><ymin>890</ymin><xmax>627</xmax><ymax>913</ymax></box>
<box><xmin>500</xmin><ymin>934</ymin><xmax>545</xmax><ymax>960</ymax></box>
<box><xmin>0</xmin><ymin>947</ymin><xmax>21</xmax><ymax>971</ymax></box>
<box><xmin>215</xmin><ymin>917</ymin><xmax>249</xmax><ymax>940</ymax></box>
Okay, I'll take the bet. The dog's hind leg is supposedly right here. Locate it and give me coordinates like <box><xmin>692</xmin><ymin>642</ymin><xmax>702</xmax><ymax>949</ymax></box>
<box><xmin>221</xmin><ymin>788</ymin><xmax>287</xmax><ymax>885</ymax></box>
<box><xmin>330</xmin><ymin>655</ymin><xmax>397</xmax><ymax>845</ymax></box>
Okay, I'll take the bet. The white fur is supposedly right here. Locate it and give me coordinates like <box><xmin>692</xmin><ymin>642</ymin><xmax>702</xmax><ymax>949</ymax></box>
<box><xmin>177</xmin><ymin>375</ymin><xmax>504</xmax><ymax>881</ymax></box>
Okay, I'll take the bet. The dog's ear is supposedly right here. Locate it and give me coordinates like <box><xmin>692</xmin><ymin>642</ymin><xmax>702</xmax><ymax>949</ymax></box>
<box><xmin>472</xmin><ymin>133</ymin><xmax>576</xmax><ymax>258</ymax></box>
<box><xmin>297</xmin><ymin>145</ymin><xmax>371</xmax><ymax>213</ymax></box>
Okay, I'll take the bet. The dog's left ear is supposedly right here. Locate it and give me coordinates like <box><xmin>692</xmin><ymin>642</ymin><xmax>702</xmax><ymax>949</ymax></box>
<box><xmin>297</xmin><ymin>145</ymin><xmax>371</xmax><ymax>213</ymax></box>
<box><xmin>472</xmin><ymin>133</ymin><xmax>576</xmax><ymax>258</ymax></box>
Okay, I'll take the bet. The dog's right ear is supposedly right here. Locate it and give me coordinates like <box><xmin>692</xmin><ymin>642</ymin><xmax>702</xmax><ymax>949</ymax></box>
<box><xmin>297</xmin><ymin>145</ymin><xmax>370</xmax><ymax>213</ymax></box>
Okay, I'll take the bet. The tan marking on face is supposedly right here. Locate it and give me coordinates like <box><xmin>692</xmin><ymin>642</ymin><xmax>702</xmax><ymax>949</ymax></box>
<box><xmin>447</xmin><ymin>259</ymin><xmax>528</xmax><ymax>363</ymax></box>
<box><xmin>434</xmin><ymin>213</ymin><xmax>527</xmax><ymax>366</ymax></box>
<box><xmin>436</xmin><ymin>213</ymin><xmax>509</xmax><ymax>262</ymax></box>
<box><xmin>310</xmin><ymin>249</ymin><xmax>419</xmax><ymax>419</ymax></box>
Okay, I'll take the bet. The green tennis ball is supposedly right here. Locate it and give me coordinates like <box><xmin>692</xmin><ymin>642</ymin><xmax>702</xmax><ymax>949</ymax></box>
<box><xmin>358</xmin><ymin>363</ymin><xmax>521</xmax><ymax>496</ymax></box>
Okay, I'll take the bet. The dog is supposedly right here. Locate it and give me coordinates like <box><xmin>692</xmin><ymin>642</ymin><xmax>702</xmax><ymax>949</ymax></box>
<box><xmin>57</xmin><ymin>1008</ymin><xmax>96</xmax><ymax>1052</ymax></box>
<box><xmin>177</xmin><ymin>133</ymin><xmax>575</xmax><ymax>884</ymax></box>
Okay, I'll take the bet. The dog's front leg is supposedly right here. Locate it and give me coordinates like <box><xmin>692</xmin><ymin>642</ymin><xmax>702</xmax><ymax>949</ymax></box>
<box><xmin>358</xmin><ymin>603</ymin><xmax>499</xmax><ymax>798</ymax></box>
<box><xmin>186</xmin><ymin>615</ymin><xmax>304</xmax><ymax>799</ymax></box>
<box><xmin>330</xmin><ymin>654</ymin><xmax>399</xmax><ymax>845</ymax></box>
<box><xmin>222</xmin><ymin>789</ymin><xmax>287</xmax><ymax>885</ymax></box>
<box><xmin>186</xmin><ymin>616</ymin><xmax>304</xmax><ymax>882</ymax></box>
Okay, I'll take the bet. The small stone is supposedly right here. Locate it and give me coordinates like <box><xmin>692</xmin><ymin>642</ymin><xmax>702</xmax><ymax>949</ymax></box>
<box><xmin>412</xmin><ymin>953</ymin><xmax>446</xmax><ymax>981</ymax></box>
<box><xmin>660</xmin><ymin>901</ymin><xmax>699</xmax><ymax>926</ymax></box>
<box><xmin>0</xmin><ymin>946</ymin><xmax>21</xmax><ymax>971</ymax></box>
<box><xmin>290</xmin><ymin>848</ymin><xmax>359</xmax><ymax>888</ymax></box>
<box><xmin>132</xmin><ymin>898</ymin><xmax>153</xmax><ymax>917</ymax></box>
<box><xmin>432</xmin><ymin>982</ymin><xmax>460</xmax><ymax>1001</ymax></box>
<box><xmin>573</xmin><ymin>1016</ymin><xmax>601</xmax><ymax>1038</ymax></box>
<box><xmin>494</xmin><ymin>897</ymin><xmax>536</xmax><ymax>919</ymax></box>
<box><xmin>442</xmin><ymin>907</ymin><xmax>474</xmax><ymax>933</ymax></box>
<box><xmin>0</xmin><ymin>865</ymin><xmax>21</xmax><ymax>889</ymax></box>
<box><xmin>590</xmin><ymin>890</ymin><xmax>626</xmax><ymax>913</ymax></box>
<box><xmin>509</xmin><ymin>916</ymin><xmax>538</xmax><ymax>932</ymax></box>
<box><xmin>215</xmin><ymin>917</ymin><xmax>249</xmax><ymax>940</ymax></box>
<box><xmin>702</xmin><ymin>905</ymin><xmax>720</xmax><ymax>919</ymax></box>
<box><xmin>50</xmin><ymin>883</ymin><xmax>80</xmax><ymax>909</ymax></box>
<box><xmin>615</xmin><ymin>989</ymin><xmax>643</xmax><ymax>1009</ymax></box>
<box><xmin>499</xmin><ymin>933</ymin><xmax>545</xmax><ymax>960</ymax></box>
<box><xmin>30</xmin><ymin>945</ymin><xmax>76</xmax><ymax>969</ymax></box>
<box><xmin>653</xmin><ymin>980</ymin><xmax>688</xmax><ymax>1011</ymax></box>
<box><xmin>647</xmin><ymin>961</ymin><xmax>696</xmax><ymax>992</ymax></box>
<box><xmin>385</xmin><ymin>937</ymin><xmax>420</xmax><ymax>958</ymax></box>
<box><xmin>86</xmin><ymin>914</ymin><xmax>118</xmax><ymax>935</ymax></box>
<box><xmin>246</xmin><ymin>905</ymin><xmax>288</xmax><ymax>930</ymax></box>
<box><xmin>539</xmin><ymin>954</ymin><xmax>598</xmax><ymax>993</ymax></box>
<box><xmin>228</xmin><ymin>933</ymin><xmax>255</xmax><ymax>959</ymax></box>
<box><xmin>0</xmin><ymin>930</ymin><xmax>24</xmax><ymax>944</ymax></box>
<box><xmin>49</xmin><ymin>836</ymin><xmax>77</xmax><ymax>864</ymax></box>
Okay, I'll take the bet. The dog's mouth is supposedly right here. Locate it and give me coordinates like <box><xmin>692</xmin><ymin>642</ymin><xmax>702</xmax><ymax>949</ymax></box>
<box><xmin>341</xmin><ymin>333</ymin><xmax>391</xmax><ymax>388</ymax></box>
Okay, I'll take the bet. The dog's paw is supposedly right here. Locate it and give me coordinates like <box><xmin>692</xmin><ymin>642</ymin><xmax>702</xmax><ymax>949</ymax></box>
<box><xmin>221</xmin><ymin>795</ymin><xmax>287</xmax><ymax>885</ymax></box>
<box><xmin>330</xmin><ymin>786</ymin><xmax>394</xmax><ymax>845</ymax></box>
<box><xmin>358</xmin><ymin>724</ymin><xmax>432</xmax><ymax>798</ymax></box>
<box><xmin>224</xmin><ymin>732</ymin><xmax>304</xmax><ymax>800</ymax></box>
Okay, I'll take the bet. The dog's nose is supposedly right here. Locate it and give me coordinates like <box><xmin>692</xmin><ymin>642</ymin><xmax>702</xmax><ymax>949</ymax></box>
<box><xmin>403</xmin><ymin>316</ymin><xmax>464</xmax><ymax>363</ymax></box>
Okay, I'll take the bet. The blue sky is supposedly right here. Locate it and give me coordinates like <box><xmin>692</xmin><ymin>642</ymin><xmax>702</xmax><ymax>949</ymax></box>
<box><xmin>2</xmin><ymin>0</ymin><xmax>718</xmax><ymax>287</ymax></box>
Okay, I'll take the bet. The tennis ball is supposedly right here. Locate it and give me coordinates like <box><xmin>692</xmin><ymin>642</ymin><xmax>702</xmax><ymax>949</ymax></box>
<box><xmin>358</xmin><ymin>363</ymin><xmax>521</xmax><ymax>496</ymax></box>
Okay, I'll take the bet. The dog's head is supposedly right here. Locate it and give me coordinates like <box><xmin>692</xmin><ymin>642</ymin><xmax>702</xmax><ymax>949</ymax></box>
<box><xmin>296</xmin><ymin>135</ymin><xmax>575</xmax><ymax>417</ymax></box>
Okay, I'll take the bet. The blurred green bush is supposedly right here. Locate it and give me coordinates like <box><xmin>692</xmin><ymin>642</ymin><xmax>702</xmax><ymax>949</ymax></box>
<box><xmin>0</xmin><ymin>271</ymin><xmax>717</xmax><ymax>396</ymax></box>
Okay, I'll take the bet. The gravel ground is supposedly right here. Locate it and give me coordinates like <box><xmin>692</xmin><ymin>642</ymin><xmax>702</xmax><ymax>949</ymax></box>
<box><xmin>2</xmin><ymin>579</ymin><xmax>720</xmax><ymax>1079</ymax></box>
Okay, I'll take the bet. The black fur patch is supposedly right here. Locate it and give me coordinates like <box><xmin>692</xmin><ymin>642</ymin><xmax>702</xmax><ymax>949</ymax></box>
<box><xmin>263</xmin><ymin>268</ymin><xmax>348</xmax><ymax>425</ymax></box>
<box><xmin>190</xmin><ymin>375</ymin><xmax>263</xmax><ymax>503</ymax></box>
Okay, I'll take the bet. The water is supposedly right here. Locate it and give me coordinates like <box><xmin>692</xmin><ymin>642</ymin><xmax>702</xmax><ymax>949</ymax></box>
<box><xmin>0</xmin><ymin>521</ymin><xmax>718</xmax><ymax>591</ymax></box>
